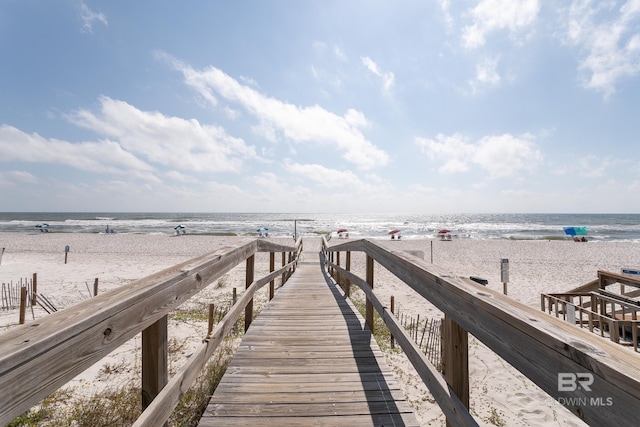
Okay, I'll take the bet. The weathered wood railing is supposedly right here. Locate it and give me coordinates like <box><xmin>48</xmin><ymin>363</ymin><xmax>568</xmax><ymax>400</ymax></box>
<box><xmin>0</xmin><ymin>237</ymin><xmax>302</xmax><ymax>426</ymax></box>
<box><xmin>542</xmin><ymin>272</ymin><xmax>640</xmax><ymax>351</ymax></box>
<box><xmin>323</xmin><ymin>237</ymin><xmax>640</xmax><ymax>427</ymax></box>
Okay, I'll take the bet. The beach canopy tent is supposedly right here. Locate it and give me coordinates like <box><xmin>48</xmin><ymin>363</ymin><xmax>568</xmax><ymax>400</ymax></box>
<box><xmin>337</xmin><ymin>228</ymin><xmax>348</xmax><ymax>233</ymax></box>
<box><xmin>563</xmin><ymin>226</ymin><xmax>588</xmax><ymax>237</ymax></box>
<box><xmin>388</xmin><ymin>229</ymin><xmax>401</xmax><ymax>235</ymax></box>
<box><xmin>437</xmin><ymin>229</ymin><xmax>450</xmax><ymax>234</ymax></box>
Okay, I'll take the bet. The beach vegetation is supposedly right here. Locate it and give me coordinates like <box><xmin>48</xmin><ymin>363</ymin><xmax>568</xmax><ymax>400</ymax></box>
<box><xmin>348</xmin><ymin>288</ymin><xmax>394</xmax><ymax>351</ymax></box>
<box><xmin>487</xmin><ymin>406</ymin><xmax>506</xmax><ymax>426</ymax></box>
<box><xmin>8</xmin><ymin>339</ymin><xmax>236</xmax><ymax>427</ymax></box>
<box><xmin>215</xmin><ymin>274</ymin><xmax>229</xmax><ymax>288</ymax></box>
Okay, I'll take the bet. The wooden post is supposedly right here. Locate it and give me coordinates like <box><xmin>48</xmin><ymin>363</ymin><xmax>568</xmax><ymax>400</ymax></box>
<box><xmin>443</xmin><ymin>314</ymin><xmax>469</xmax><ymax>427</ymax></box>
<box><xmin>232</xmin><ymin>288</ymin><xmax>238</xmax><ymax>334</ymax></box>
<box><xmin>32</xmin><ymin>273</ymin><xmax>37</xmax><ymax>306</ymax></box>
<box><xmin>345</xmin><ymin>251</ymin><xmax>351</xmax><ymax>297</ymax></box>
<box><xmin>0</xmin><ymin>247</ymin><xmax>4</xmax><ymax>265</ymax></box>
<box><xmin>269</xmin><ymin>252</ymin><xmax>275</xmax><ymax>300</ymax></box>
<box><xmin>93</xmin><ymin>278</ymin><xmax>99</xmax><ymax>296</ymax></box>
<box><xmin>19</xmin><ymin>287</ymin><xmax>27</xmax><ymax>325</ymax></box>
<box><xmin>64</xmin><ymin>245</ymin><xmax>69</xmax><ymax>264</ymax></box>
<box><xmin>431</xmin><ymin>240</ymin><xmax>433</xmax><ymax>263</ymax></box>
<box><xmin>390</xmin><ymin>296</ymin><xmax>395</xmax><ymax>349</ymax></box>
<box><xmin>207</xmin><ymin>304</ymin><xmax>215</xmax><ymax>338</ymax></box>
<box><xmin>245</xmin><ymin>255</ymin><xmax>254</xmax><ymax>332</ymax></box>
<box><xmin>142</xmin><ymin>315</ymin><xmax>168</xmax><ymax>423</ymax></box>
<box><xmin>281</xmin><ymin>252</ymin><xmax>286</xmax><ymax>285</ymax></box>
<box><xmin>366</xmin><ymin>255</ymin><xmax>374</xmax><ymax>333</ymax></box>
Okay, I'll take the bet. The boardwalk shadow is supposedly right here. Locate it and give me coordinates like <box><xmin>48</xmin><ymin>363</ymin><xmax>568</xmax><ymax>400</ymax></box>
<box><xmin>319</xmin><ymin>252</ymin><xmax>412</xmax><ymax>426</ymax></box>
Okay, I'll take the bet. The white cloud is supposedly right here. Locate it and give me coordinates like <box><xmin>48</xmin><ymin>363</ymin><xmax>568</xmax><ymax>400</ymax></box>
<box><xmin>79</xmin><ymin>1</ymin><xmax>107</xmax><ymax>33</ymax></box>
<box><xmin>0</xmin><ymin>170</ymin><xmax>38</xmax><ymax>186</ymax></box>
<box><xmin>165</xmin><ymin>170</ymin><xmax>198</xmax><ymax>183</ymax></box>
<box><xmin>564</xmin><ymin>0</ymin><xmax>640</xmax><ymax>97</ymax></box>
<box><xmin>361</xmin><ymin>56</ymin><xmax>395</xmax><ymax>94</ymax></box>
<box><xmin>68</xmin><ymin>96</ymin><xmax>257</xmax><ymax>173</ymax></box>
<box><xmin>0</xmin><ymin>124</ymin><xmax>152</xmax><ymax>175</ymax></box>
<box><xmin>438</xmin><ymin>0</ymin><xmax>455</xmax><ymax>29</ymax></box>
<box><xmin>285</xmin><ymin>163</ymin><xmax>365</xmax><ymax>189</ymax></box>
<box><xmin>476</xmin><ymin>56</ymin><xmax>501</xmax><ymax>84</ymax></box>
<box><xmin>577</xmin><ymin>155</ymin><xmax>614</xmax><ymax>177</ymax></box>
<box><xmin>462</xmin><ymin>0</ymin><xmax>540</xmax><ymax>49</ymax></box>
<box><xmin>334</xmin><ymin>46</ymin><xmax>347</xmax><ymax>61</ymax></box>
<box><xmin>469</xmin><ymin>56</ymin><xmax>502</xmax><ymax>93</ymax></box>
<box><xmin>416</xmin><ymin>132</ymin><xmax>543</xmax><ymax>178</ymax></box>
<box><xmin>161</xmin><ymin>53</ymin><xmax>389</xmax><ymax>170</ymax></box>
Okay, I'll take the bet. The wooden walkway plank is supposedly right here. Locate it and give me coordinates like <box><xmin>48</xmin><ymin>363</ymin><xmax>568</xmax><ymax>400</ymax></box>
<box><xmin>199</xmin><ymin>247</ymin><xmax>419</xmax><ymax>426</ymax></box>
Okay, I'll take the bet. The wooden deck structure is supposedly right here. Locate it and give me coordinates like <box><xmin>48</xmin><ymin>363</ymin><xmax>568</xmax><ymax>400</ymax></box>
<box><xmin>199</xmin><ymin>249</ymin><xmax>419</xmax><ymax>426</ymax></box>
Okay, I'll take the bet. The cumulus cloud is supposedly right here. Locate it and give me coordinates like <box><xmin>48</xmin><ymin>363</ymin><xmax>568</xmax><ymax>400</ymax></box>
<box><xmin>0</xmin><ymin>96</ymin><xmax>257</xmax><ymax>184</ymax></box>
<box><xmin>68</xmin><ymin>96</ymin><xmax>256</xmax><ymax>173</ymax></box>
<box><xmin>564</xmin><ymin>0</ymin><xmax>640</xmax><ymax>97</ymax></box>
<box><xmin>160</xmin><ymin>53</ymin><xmax>389</xmax><ymax>170</ymax></box>
<box><xmin>0</xmin><ymin>124</ymin><xmax>152</xmax><ymax>176</ymax></box>
<box><xmin>469</xmin><ymin>56</ymin><xmax>502</xmax><ymax>92</ymax></box>
<box><xmin>361</xmin><ymin>56</ymin><xmax>395</xmax><ymax>94</ymax></box>
<box><xmin>416</xmin><ymin>132</ymin><xmax>543</xmax><ymax>178</ymax></box>
<box><xmin>79</xmin><ymin>1</ymin><xmax>107</xmax><ymax>33</ymax></box>
<box><xmin>462</xmin><ymin>0</ymin><xmax>540</xmax><ymax>49</ymax></box>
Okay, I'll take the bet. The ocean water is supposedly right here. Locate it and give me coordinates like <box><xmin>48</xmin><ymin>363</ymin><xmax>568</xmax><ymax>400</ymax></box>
<box><xmin>0</xmin><ymin>212</ymin><xmax>639</xmax><ymax>242</ymax></box>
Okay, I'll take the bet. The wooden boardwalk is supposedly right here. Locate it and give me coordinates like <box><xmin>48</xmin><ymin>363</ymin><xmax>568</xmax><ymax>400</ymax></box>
<box><xmin>199</xmin><ymin>247</ymin><xmax>419</xmax><ymax>426</ymax></box>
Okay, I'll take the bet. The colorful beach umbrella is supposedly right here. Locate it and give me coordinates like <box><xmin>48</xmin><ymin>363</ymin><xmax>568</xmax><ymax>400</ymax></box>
<box><xmin>563</xmin><ymin>226</ymin><xmax>588</xmax><ymax>237</ymax></box>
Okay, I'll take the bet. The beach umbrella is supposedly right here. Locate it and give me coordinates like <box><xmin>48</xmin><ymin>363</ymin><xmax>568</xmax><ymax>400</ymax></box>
<box><xmin>563</xmin><ymin>226</ymin><xmax>588</xmax><ymax>237</ymax></box>
<box><xmin>438</xmin><ymin>229</ymin><xmax>450</xmax><ymax>234</ymax></box>
<box><xmin>388</xmin><ymin>229</ymin><xmax>401</xmax><ymax>235</ymax></box>
<box><xmin>337</xmin><ymin>228</ymin><xmax>348</xmax><ymax>233</ymax></box>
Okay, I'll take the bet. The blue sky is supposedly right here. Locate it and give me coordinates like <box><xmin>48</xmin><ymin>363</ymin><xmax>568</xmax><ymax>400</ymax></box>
<box><xmin>1</xmin><ymin>1</ymin><xmax>640</xmax><ymax>213</ymax></box>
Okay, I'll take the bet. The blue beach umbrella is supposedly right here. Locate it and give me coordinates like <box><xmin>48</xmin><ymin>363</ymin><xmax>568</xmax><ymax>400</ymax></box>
<box><xmin>563</xmin><ymin>226</ymin><xmax>588</xmax><ymax>237</ymax></box>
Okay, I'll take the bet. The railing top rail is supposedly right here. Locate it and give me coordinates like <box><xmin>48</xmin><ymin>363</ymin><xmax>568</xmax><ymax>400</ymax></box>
<box><xmin>599</xmin><ymin>269</ymin><xmax>640</xmax><ymax>289</ymax></box>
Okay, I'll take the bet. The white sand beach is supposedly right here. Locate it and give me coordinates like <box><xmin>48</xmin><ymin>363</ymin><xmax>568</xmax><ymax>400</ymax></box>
<box><xmin>2</xmin><ymin>233</ymin><xmax>640</xmax><ymax>426</ymax></box>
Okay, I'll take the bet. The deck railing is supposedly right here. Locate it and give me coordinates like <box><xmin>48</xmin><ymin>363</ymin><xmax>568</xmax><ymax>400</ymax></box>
<box><xmin>322</xmin><ymin>237</ymin><xmax>640</xmax><ymax>427</ymax></box>
<box><xmin>0</xmin><ymin>237</ymin><xmax>302</xmax><ymax>426</ymax></box>
<box><xmin>541</xmin><ymin>274</ymin><xmax>640</xmax><ymax>351</ymax></box>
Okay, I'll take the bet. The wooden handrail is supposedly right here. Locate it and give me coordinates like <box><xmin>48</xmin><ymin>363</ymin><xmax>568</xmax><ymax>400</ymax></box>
<box><xmin>598</xmin><ymin>269</ymin><xmax>640</xmax><ymax>289</ymax></box>
<box><xmin>0</xmin><ymin>237</ymin><xmax>301</xmax><ymax>425</ymax></box>
<box><xmin>323</xmin><ymin>238</ymin><xmax>640</xmax><ymax>426</ymax></box>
